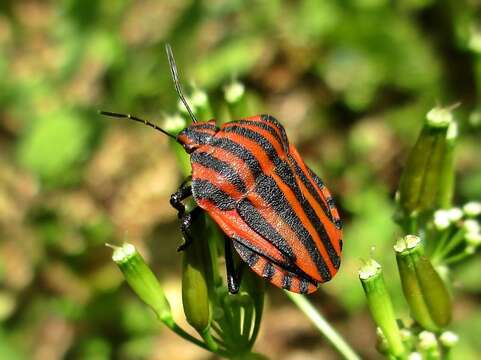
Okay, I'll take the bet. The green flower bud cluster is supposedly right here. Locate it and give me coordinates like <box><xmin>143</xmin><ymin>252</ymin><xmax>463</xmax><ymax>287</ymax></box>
<box><xmin>361</xmin><ymin>103</ymin><xmax>476</xmax><ymax>358</ymax></box>
<box><xmin>360</xmin><ymin>234</ymin><xmax>457</xmax><ymax>358</ymax></box>
<box><xmin>429</xmin><ymin>202</ymin><xmax>481</xmax><ymax>265</ymax></box>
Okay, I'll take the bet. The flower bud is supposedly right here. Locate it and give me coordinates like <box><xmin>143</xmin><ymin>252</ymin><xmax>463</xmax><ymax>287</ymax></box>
<box><xmin>395</xmin><ymin>235</ymin><xmax>452</xmax><ymax>331</ymax></box>
<box><xmin>164</xmin><ymin>113</ymin><xmax>191</xmax><ymax>176</ymax></box>
<box><xmin>400</xmin><ymin>328</ymin><xmax>415</xmax><ymax>351</ymax></box>
<box><xmin>446</xmin><ymin>208</ymin><xmax>463</xmax><ymax>222</ymax></box>
<box><xmin>375</xmin><ymin>327</ymin><xmax>389</xmax><ymax>355</ymax></box>
<box><xmin>418</xmin><ymin>331</ymin><xmax>437</xmax><ymax>350</ymax></box>
<box><xmin>463</xmin><ymin>201</ymin><xmax>481</xmax><ymax>217</ymax></box>
<box><xmin>463</xmin><ymin>219</ymin><xmax>480</xmax><ymax>235</ymax></box>
<box><xmin>398</xmin><ymin>106</ymin><xmax>457</xmax><ymax>215</ymax></box>
<box><xmin>111</xmin><ymin>243</ymin><xmax>173</xmax><ymax>324</ymax></box>
<box><xmin>190</xmin><ymin>87</ymin><xmax>213</xmax><ymax>120</ymax></box>
<box><xmin>224</xmin><ymin>81</ymin><xmax>249</xmax><ymax>119</ymax></box>
<box><xmin>359</xmin><ymin>259</ymin><xmax>405</xmax><ymax>357</ymax></box>
<box><xmin>181</xmin><ymin>213</ymin><xmax>213</xmax><ymax>335</ymax></box>
<box><xmin>408</xmin><ymin>352</ymin><xmax>422</xmax><ymax>360</ymax></box>
<box><xmin>465</xmin><ymin>232</ymin><xmax>481</xmax><ymax>247</ymax></box>
<box><xmin>439</xmin><ymin>331</ymin><xmax>458</xmax><ymax>348</ymax></box>
<box><xmin>433</xmin><ymin>210</ymin><xmax>451</xmax><ymax>231</ymax></box>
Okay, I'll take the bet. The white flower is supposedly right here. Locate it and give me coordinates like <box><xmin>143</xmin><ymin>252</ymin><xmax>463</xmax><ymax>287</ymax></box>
<box><xmin>434</xmin><ymin>210</ymin><xmax>451</xmax><ymax>230</ymax></box>
<box><xmin>419</xmin><ymin>331</ymin><xmax>437</xmax><ymax>350</ymax></box>
<box><xmin>426</xmin><ymin>107</ymin><xmax>452</xmax><ymax>128</ymax></box>
<box><xmin>464</xmin><ymin>219</ymin><xmax>480</xmax><ymax>235</ymax></box>
<box><xmin>463</xmin><ymin>201</ymin><xmax>481</xmax><ymax>217</ymax></box>
<box><xmin>440</xmin><ymin>331</ymin><xmax>459</xmax><ymax>347</ymax></box>
<box><xmin>465</xmin><ymin>232</ymin><xmax>481</xmax><ymax>247</ymax></box>
<box><xmin>447</xmin><ymin>207</ymin><xmax>463</xmax><ymax>222</ymax></box>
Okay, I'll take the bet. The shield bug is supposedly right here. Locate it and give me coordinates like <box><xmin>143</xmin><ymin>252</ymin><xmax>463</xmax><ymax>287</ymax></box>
<box><xmin>101</xmin><ymin>44</ymin><xmax>343</xmax><ymax>294</ymax></box>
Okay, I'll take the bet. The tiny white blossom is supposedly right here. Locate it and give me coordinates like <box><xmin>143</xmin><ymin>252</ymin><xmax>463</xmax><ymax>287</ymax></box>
<box><xmin>434</xmin><ymin>210</ymin><xmax>451</xmax><ymax>230</ymax></box>
<box><xmin>419</xmin><ymin>331</ymin><xmax>437</xmax><ymax>350</ymax></box>
<box><xmin>440</xmin><ymin>331</ymin><xmax>459</xmax><ymax>347</ymax></box>
<box><xmin>463</xmin><ymin>201</ymin><xmax>481</xmax><ymax>217</ymax></box>
<box><xmin>447</xmin><ymin>207</ymin><xmax>463</xmax><ymax>222</ymax></box>
<box><xmin>408</xmin><ymin>352</ymin><xmax>422</xmax><ymax>360</ymax></box>
<box><xmin>464</xmin><ymin>219</ymin><xmax>480</xmax><ymax>235</ymax></box>
<box><xmin>465</xmin><ymin>232</ymin><xmax>481</xmax><ymax>247</ymax></box>
<box><xmin>426</xmin><ymin>107</ymin><xmax>452</xmax><ymax>128</ymax></box>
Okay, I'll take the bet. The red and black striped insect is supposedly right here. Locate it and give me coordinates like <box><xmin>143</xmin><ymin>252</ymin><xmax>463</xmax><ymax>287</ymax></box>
<box><xmin>101</xmin><ymin>44</ymin><xmax>343</xmax><ymax>294</ymax></box>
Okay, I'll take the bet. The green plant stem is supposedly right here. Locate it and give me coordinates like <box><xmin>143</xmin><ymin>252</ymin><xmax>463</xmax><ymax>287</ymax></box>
<box><xmin>162</xmin><ymin>317</ymin><xmax>228</xmax><ymax>357</ymax></box>
<box><xmin>201</xmin><ymin>328</ymin><xmax>220</xmax><ymax>352</ymax></box>
<box><xmin>443</xmin><ymin>251</ymin><xmax>473</xmax><ymax>265</ymax></box>
<box><xmin>433</xmin><ymin>228</ymin><xmax>466</xmax><ymax>263</ymax></box>
<box><xmin>285</xmin><ymin>291</ymin><xmax>360</xmax><ymax>360</ymax></box>
<box><xmin>430</xmin><ymin>229</ymin><xmax>452</xmax><ymax>261</ymax></box>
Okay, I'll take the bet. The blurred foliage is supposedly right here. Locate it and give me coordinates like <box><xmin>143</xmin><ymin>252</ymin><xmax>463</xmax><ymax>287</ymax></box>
<box><xmin>0</xmin><ymin>0</ymin><xmax>480</xmax><ymax>359</ymax></box>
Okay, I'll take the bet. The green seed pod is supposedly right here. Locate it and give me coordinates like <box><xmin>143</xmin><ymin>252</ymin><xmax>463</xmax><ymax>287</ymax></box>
<box><xmin>395</xmin><ymin>235</ymin><xmax>452</xmax><ymax>331</ymax></box>
<box><xmin>398</xmin><ymin>106</ymin><xmax>457</xmax><ymax>216</ymax></box>
<box><xmin>359</xmin><ymin>259</ymin><xmax>405</xmax><ymax>358</ymax></box>
<box><xmin>111</xmin><ymin>243</ymin><xmax>173</xmax><ymax>324</ymax></box>
<box><xmin>438</xmin><ymin>121</ymin><xmax>457</xmax><ymax>209</ymax></box>
<box><xmin>181</xmin><ymin>213</ymin><xmax>213</xmax><ymax>334</ymax></box>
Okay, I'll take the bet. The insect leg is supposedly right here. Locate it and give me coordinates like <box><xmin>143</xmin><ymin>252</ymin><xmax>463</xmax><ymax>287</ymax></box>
<box><xmin>177</xmin><ymin>206</ymin><xmax>202</xmax><ymax>252</ymax></box>
<box><xmin>224</xmin><ymin>236</ymin><xmax>244</xmax><ymax>294</ymax></box>
<box><xmin>170</xmin><ymin>182</ymin><xmax>192</xmax><ymax>218</ymax></box>
<box><xmin>170</xmin><ymin>182</ymin><xmax>201</xmax><ymax>252</ymax></box>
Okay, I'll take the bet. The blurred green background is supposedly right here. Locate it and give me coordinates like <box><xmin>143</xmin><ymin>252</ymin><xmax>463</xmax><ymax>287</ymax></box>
<box><xmin>0</xmin><ymin>0</ymin><xmax>480</xmax><ymax>359</ymax></box>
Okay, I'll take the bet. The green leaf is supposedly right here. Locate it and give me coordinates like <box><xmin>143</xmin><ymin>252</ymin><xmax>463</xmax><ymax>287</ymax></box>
<box><xmin>17</xmin><ymin>110</ymin><xmax>93</xmax><ymax>187</ymax></box>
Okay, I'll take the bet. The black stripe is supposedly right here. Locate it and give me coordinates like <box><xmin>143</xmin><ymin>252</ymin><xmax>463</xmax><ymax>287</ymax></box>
<box><xmin>215</xmin><ymin>129</ymin><xmax>338</xmax><ymax>275</ymax></box>
<box><xmin>192</xmin><ymin>179</ymin><xmax>236</xmax><ymax>210</ymax></box>
<box><xmin>191</xmin><ymin>152</ymin><xmax>247</xmax><ymax>194</ymax></box>
<box><xmin>307</xmin><ymin>167</ymin><xmax>325</xmax><ymax>189</ymax></box>
<box><xmin>222</xmin><ymin>125</ymin><xmax>284</xmax><ymax>164</ymax></box>
<box><xmin>263</xmin><ymin>262</ymin><xmax>275</xmax><ymax>280</ymax></box>
<box><xmin>282</xmin><ymin>274</ymin><xmax>292</xmax><ymax>290</ymax></box>
<box><xmin>237</xmin><ymin>198</ymin><xmax>295</xmax><ymax>262</ymax></box>
<box><xmin>289</xmin><ymin>157</ymin><xmax>332</xmax><ymax>222</ymax></box>
<box><xmin>275</xmin><ymin>161</ymin><xmax>341</xmax><ymax>270</ymax></box>
<box><xmin>211</xmin><ymin>137</ymin><xmax>263</xmax><ymax>179</ymax></box>
<box><xmin>180</xmin><ymin>129</ymin><xmax>213</xmax><ymax>145</ymax></box>
<box><xmin>246</xmin><ymin>252</ymin><xmax>259</xmax><ymax>267</ymax></box>
<box><xmin>233</xmin><ymin>240</ymin><xmax>260</xmax><ymax>267</ymax></box>
<box><xmin>227</xmin><ymin>120</ymin><xmax>286</xmax><ymax>150</ymax></box>
<box><xmin>326</xmin><ymin>197</ymin><xmax>335</xmax><ymax>209</ymax></box>
<box><xmin>307</xmin><ymin>168</ymin><xmax>343</xmax><ymax>230</ymax></box>
<box><xmin>261</xmin><ymin>114</ymin><xmax>289</xmax><ymax>147</ymax></box>
<box><xmin>233</xmin><ymin>236</ymin><xmax>318</xmax><ymax>284</ymax></box>
<box><xmin>214</xmin><ymin>131</ymin><xmax>339</xmax><ymax>271</ymax></box>
<box><xmin>299</xmin><ymin>278</ymin><xmax>310</xmax><ymax>294</ymax></box>
<box><xmin>255</xmin><ymin>174</ymin><xmax>332</xmax><ymax>281</ymax></box>
<box><xmin>191</xmin><ymin>122</ymin><xmax>218</xmax><ymax>130</ymax></box>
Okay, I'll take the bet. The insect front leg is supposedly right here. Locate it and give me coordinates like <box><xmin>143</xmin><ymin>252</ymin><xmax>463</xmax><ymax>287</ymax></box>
<box><xmin>177</xmin><ymin>209</ymin><xmax>197</xmax><ymax>252</ymax></box>
<box><xmin>170</xmin><ymin>181</ymin><xmax>192</xmax><ymax>219</ymax></box>
<box><xmin>224</xmin><ymin>236</ymin><xmax>244</xmax><ymax>294</ymax></box>
<box><xmin>170</xmin><ymin>182</ymin><xmax>198</xmax><ymax>251</ymax></box>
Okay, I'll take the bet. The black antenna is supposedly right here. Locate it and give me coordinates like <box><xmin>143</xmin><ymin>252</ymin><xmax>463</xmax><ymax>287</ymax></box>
<box><xmin>99</xmin><ymin>111</ymin><xmax>177</xmax><ymax>140</ymax></box>
<box><xmin>165</xmin><ymin>43</ymin><xmax>198</xmax><ymax>123</ymax></box>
